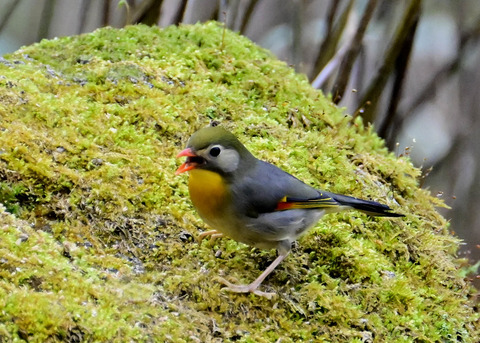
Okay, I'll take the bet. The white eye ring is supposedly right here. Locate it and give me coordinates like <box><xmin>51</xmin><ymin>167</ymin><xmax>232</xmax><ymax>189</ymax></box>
<box><xmin>205</xmin><ymin>144</ymin><xmax>239</xmax><ymax>173</ymax></box>
<box><xmin>209</xmin><ymin>146</ymin><xmax>221</xmax><ymax>157</ymax></box>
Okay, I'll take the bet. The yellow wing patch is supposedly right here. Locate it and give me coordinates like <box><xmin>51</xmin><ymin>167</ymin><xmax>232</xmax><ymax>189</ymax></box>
<box><xmin>275</xmin><ymin>194</ymin><xmax>339</xmax><ymax>211</ymax></box>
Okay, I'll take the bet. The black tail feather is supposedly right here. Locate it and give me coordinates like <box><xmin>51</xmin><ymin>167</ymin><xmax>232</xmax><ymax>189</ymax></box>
<box><xmin>330</xmin><ymin>193</ymin><xmax>404</xmax><ymax>217</ymax></box>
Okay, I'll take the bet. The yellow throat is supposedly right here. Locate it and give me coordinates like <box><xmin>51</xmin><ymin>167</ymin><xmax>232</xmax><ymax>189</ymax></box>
<box><xmin>188</xmin><ymin>169</ymin><xmax>229</xmax><ymax>221</ymax></box>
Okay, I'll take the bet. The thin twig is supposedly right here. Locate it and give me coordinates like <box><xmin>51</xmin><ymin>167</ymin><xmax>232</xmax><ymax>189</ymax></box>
<box><xmin>389</xmin><ymin>15</ymin><xmax>480</xmax><ymax>145</ymax></box>
<box><xmin>356</xmin><ymin>0</ymin><xmax>422</xmax><ymax>123</ymax></box>
<box><xmin>311</xmin><ymin>0</ymin><xmax>354</xmax><ymax>81</ymax></box>
<box><xmin>378</xmin><ymin>10</ymin><xmax>419</xmax><ymax>142</ymax></box>
<box><xmin>240</xmin><ymin>0</ymin><xmax>258</xmax><ymax>34</ymax></box>
<box><xmin>78</xmin><ymin>0</ymin><xmax>92</xmax><ymax>34</ymax></box>
<box><xmin>331</xmin><ymin>0</ymin><xmax>378</xmax><ymax>104</ymax></box>
<box><xmin>132</xmin><ymin>0</ymin><xmax>164</xmax><ymax>25</ymax></box>
<box><xmin>37</xmin><ymin>0</ymin><xmax>57</xmax><ymax>41</ymax></box>
<box><xmin>0</xmin><ymin>0</ymin><xmax>21</xmax><ymax>33</ymax></box>
<box><xmin>311</xmin><ymin>41</ymin><xmax>350</xmax><ymax>89</ymax></box>
<box><xmin>171</xmin><ymin>0</ymin><xmax>188</xmax><ymax>25</ymax></box>
<box><xmin>101</xmin><ymin>0</ymin><xmax>111</xmax><ymax>26</ymax></box>
<box><xmin>325</xmin><ymin>0</ymin><xmax>340</xmax><ymax>34</ymax></box>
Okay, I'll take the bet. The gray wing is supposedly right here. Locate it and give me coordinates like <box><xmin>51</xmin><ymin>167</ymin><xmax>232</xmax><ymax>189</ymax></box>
<box><xmin>230</xmin><ymin>160</ymin><xmax>320</xmax><ymax>218</ymax></box>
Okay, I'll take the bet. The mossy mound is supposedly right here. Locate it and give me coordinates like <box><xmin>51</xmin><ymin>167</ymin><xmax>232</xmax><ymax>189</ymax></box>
<box><xmin>0</xmin><ymin>22</ymin><xmax>478</xmax><ymax>342</ymax></box>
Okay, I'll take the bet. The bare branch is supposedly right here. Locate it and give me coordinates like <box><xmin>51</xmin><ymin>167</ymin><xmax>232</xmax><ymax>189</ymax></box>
<box><xmin>171</xmin><ymin>0</ymin><xmax>188</xmax><ymax>25</ymax></box>
<box><xmin>378</xmin><ymin>9</ymin><xmax>419</xmax><ymax>144</ymax></box>
<box><xmin>331</xmin><ymin>0</ymin><xmax>378</xmax><ymax>104</ymax></box>
<box><xmin>0</xmin><ymin>0</ymin><xmax>22</xmax><ymax>33</ymax></box>
<box><xmin>37</xmin><ymin>0</ymin><xmax>57</xmax><ymax>41</ymax></box>
<box><xmin>356</xmin><ymin>0</ymin><xmax>422</xmax><ymax>123</ymax></box>
<box><xmin>391</xmin><ymin>15</ymin><xmax>480</xmax><ymax>141</ymax></box>
<box><xmin>240</xmin><ymin>0</ymin><xmax>259</xmax><ymax>34</ymax></box>
<box><xmin>311</xmin><ymin>0</ymin><xmax>354</xmax><ymax>81</ymax></box>
<box><xmin>78</xmin><ymin>0</ymin><xmax>92</xmax><ymax>34</ymax></box>
<box><xmin>132</xmin><ymin>0</ymin><xmax>164</xmax><ymax>25</ymax></box>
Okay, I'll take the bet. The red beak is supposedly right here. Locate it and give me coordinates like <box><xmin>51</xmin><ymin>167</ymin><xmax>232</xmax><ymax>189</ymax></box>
<box><xmin>175</xmin><ymin>148</ymin><xmax>198</xmax><ymax>175</ymax></box>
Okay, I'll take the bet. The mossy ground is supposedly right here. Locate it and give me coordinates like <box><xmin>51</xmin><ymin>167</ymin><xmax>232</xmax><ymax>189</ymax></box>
<box><xmin>0</xmin><ymin>22</ymin><xmax>478</xmax><ymax>342</ymax></box>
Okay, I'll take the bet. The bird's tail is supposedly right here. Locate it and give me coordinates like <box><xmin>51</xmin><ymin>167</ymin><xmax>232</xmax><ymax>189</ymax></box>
<box><xmin>275</xmin><ymin>191</ymin><xmax>403</xmax><ymax>217</ymax></box>
<box><xmin>330</xmin><ymin>193</ymin><xmax>403</xmax><ymax>217</ymax></box>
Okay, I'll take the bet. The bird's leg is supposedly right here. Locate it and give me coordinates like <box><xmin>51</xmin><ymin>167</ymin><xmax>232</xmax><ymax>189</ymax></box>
<box><xmin>217</xmin><ymin>252</ymin><xmax>289</xmax><ymax>299</ymax></box>
<box><xmin>198</xmin><ymin>229</ymin><xmax>224</xmax><ymax>242</ymax></box>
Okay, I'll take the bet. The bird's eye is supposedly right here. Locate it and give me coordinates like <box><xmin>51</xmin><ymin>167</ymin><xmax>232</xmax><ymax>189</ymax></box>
<box><xmin>209</xmin><ymin>146</ymin><xmax>221</xmax><ymax>157</ymax></box>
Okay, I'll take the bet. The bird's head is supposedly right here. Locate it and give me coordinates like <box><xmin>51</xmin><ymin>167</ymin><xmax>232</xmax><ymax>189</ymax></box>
<box><xmin>176</xmin><ymin>125</ymin><xmax>255</xmax><ymax>177</ymax></box>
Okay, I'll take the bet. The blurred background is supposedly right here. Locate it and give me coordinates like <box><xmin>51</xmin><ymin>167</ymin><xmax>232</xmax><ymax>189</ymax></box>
<box><xmin>1</xmin><ymin>0</ymin><xmax>479</xmax><ymax>283</ymax></box>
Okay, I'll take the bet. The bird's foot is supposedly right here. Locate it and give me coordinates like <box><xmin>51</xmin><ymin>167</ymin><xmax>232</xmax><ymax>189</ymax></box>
<box><xmin>198</xmin><ymin>230</ymin><xmax>223</xmax><ymax>242</ymax></box>
<box><xmin>215</xmin><ymin>277</ymin><xmax>277</xmax><ymax>299</ymax></box>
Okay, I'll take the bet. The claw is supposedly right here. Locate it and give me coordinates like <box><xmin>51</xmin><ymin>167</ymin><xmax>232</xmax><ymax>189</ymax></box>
<box><xmin>214</xmin><ymin>277</ymin><xmax>277</xmax><ymax>299</ymax></box>
<box><xmin>212</xmin><ymin>252</ymin><xmax>288</xmax><ymax>299</ymax></box>
<box><xmin>198</xmin><ymin>230</ymin><xmax>224</xmax><ymax>242</ymax></box>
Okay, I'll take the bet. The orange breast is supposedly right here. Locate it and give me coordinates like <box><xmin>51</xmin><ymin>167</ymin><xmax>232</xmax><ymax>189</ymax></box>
<box><xmin>188</xmin><ymin>169</ymin><xmax>229</xmax><ymax>224</ymax></box>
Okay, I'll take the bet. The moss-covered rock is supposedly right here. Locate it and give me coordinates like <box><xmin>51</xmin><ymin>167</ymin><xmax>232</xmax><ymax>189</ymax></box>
<box><xmin>0</xmin><ymin>22</ymin><xmax>478</xmax><ymax>342</ymax></box>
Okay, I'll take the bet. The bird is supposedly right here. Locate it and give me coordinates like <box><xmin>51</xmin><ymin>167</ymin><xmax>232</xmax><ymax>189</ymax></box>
<box><xmin>176</xmin><ymin>124</ymin><xmax>403</xmax><ymax>298</ymax></box>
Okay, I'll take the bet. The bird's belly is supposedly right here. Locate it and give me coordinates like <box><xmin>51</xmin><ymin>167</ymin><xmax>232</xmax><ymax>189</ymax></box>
<box><xmin>243</xmin><ymin>209</ymin><xmax>326</xmax><ymax>246</ymax></box>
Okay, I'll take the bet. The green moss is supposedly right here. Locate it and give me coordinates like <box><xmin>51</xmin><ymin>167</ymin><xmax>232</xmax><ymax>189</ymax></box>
<box><xmin>0</xmin><ymin>22</ymin><xmax>478</xmax><ymax>341</ymax></box>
